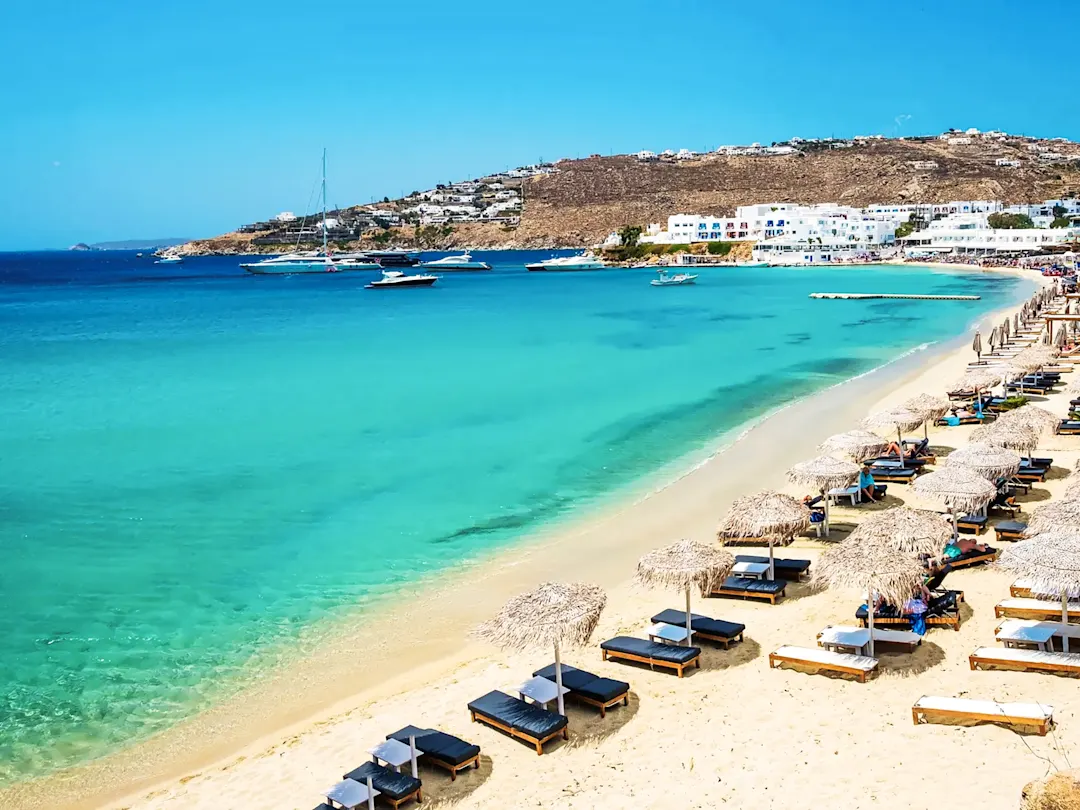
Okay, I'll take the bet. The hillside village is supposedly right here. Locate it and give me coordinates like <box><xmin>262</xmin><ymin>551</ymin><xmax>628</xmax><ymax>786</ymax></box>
<box><xmin>176</xmin><ymin>128</ymin><xmax>1080</xmax><ymax>256</ymax></box>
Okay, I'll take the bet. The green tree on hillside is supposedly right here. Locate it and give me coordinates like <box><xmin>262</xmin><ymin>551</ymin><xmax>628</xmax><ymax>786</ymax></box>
<box><xmin>988</xmin><ymin>212</ymin><xmax>1035</xmax><ymax>229</ymax></box>
<box><xmin>1051</xmin><ymin>217</ymin><xmax>1071</xmax><ymax>228</ymax></box>
<box><xmin>618</xmin><ymin>225</ymin><xmax>642</xmax><ymax>247</ymax></box>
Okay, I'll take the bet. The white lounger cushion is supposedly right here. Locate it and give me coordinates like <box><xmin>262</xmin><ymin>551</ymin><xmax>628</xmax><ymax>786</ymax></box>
<box><xmin>914</xmin><ymin>695</ymin><xmax>1053</xmax><ymax>722</ymax></box>
<box><xmin>772</xmin><ymin>645</ymin><xmax>877</xmax><ymax>671</ymax></box>
<box><xmin>997</xmin><ymin>598</ymin><xmax>1080</xmax><ymax>613</ymax></box>
<box><xmin>972</xmin><ymin>646</ymin><xmax>1080</xmax><ymax>667</ymax></box>
<box><xmin>997</xmin><ymin>619</ymin><xmax>1080</xmax><ymax>641</ymax></box>
<box><xmin>820</xmin><ymin>625</ymin><xmax>920</xmax><ymax>646</ymax></box>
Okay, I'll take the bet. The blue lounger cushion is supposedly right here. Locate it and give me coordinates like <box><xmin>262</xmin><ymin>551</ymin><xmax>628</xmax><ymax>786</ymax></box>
<box><xmin>735</xmin><ymin>555</ymin><xmax>810</xmax><ymax>577</ymax></box>
<box><xmin>343</xmin><ymin>762</ymin><xmax>421</xmax><ymax>801</ymax></box>
<box><xmin>650</xmin><ymin>608</ymin><xmax>745</xmax><ymax>640</ymax></box>
<box><xmin>868</xmin><ymin>466</ymin><xmax>916</xmax><ymax>480</ymax></box>
<box><xmin>467</xmin><ymin>691</ymin><xmax>567</xmax><ymax>739</ymax></box>
<box><xmin>387</xmin><ymin>725</ymin><xmax>480</xmax><ymax>767</ymax></box>
<box><xmin>599</xmin><ymin>636</ymin><xmax>701</xmax><ymax>664</ymax></box>
<box><xmin>957</xmin><ymin>514</ymin><xmax>987</xmax><ymax>526</ymax></box>
<box><xmin>996</xmin><ymin>520</ymin><xmax>1027</xmax><ymax>535</ymax></box>
<box><xmin>532</xmin><ymin>663</ymin><xmax>629</xmax><ymax>703</ymax></box>
<box><xmin>718</xmin><ymin>576</ymin><xmax>786</xmax><ymax>595</ymax></box>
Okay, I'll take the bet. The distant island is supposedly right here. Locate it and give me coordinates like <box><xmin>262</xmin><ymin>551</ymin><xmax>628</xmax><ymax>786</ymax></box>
<box><xmin>69</xmin><ymin>238</ymin><xmax>190</xmax><ymax>251</ymax></box>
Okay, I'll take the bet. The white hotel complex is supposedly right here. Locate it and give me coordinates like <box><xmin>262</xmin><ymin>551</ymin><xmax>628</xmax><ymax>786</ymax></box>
<box><xmin>628</xmin><ymin>198</ymin><xmax>1080</xmax><ymax>264</ymax></box>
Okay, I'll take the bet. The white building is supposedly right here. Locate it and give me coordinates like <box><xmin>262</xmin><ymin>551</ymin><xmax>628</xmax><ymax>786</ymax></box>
<box><xmin>995</xmin><ymin>158</ymin><xmax>1021</xmax><ymax>167</ymax></box>
<box><xmin>272</xmin><ymin>211</ymin><xmax>297</xmax><ymax>222</ymax></box>
<box><xmin>902</xmin><ymin>212</ymin><xmax>1080</xmax><ymax>255</ymax></box>
<box><xmin>636</xmin><ymin>150</ymin><xmax>658</xmax><ymax>161</ymax></box>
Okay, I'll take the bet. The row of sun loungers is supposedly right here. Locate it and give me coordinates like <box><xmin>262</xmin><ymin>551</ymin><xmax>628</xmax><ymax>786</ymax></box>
<box><xmin>995</xmin><ymin>597</ymin><xmax>1080</xmax><ymax>622</ymax></box>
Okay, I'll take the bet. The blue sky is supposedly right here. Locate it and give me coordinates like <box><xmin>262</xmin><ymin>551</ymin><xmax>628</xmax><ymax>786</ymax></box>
<box><xmin>0</xmin><ymin>0</ymin><xmax>1076</xmax><ymax>249</ymax></box>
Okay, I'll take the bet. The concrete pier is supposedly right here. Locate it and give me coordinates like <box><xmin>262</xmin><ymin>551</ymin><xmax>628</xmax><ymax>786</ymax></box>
<box><xmin>809</xmin><ymin>293</ymin><xmax>981</xmax><ymax>300</ymax></box>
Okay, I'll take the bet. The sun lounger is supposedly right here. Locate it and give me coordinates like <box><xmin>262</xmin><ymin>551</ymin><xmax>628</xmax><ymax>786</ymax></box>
<box><xmin>995</xmin><ymin>520</ymin><xmax>1028</xmax><ymax>541</ymax></box>
<box><xmin>912</xmin><ymin>695</ymin><xmax>1054</xmax><ymax>735</ymax></box>
<box><xmin>936</xmin><ymin>415</ymin><xmax>984</xmax><ymax>426</ymax></box>
<box><xmin>342</xmin><ymin>762</ymin><xmax>422</xmax><ymax>809</ymax></box>
<box><xmin>467</xmin><ymin>690</ymin><xmax>568</xmax><ymax>755</ymax></box>
<box><xmin>1060</xmin><ymin>420</ymin><xmax>1080</xmax><ymax>435</ymax></box>
<box><xmin>1016</xmin><ymin>465</ymin><xmax>1048</xmax><ymax>482</ymax></box>
<box><xmin>1010</xmin><ymin>579</ymin><xmax>1035</xmax><ymax>598</ymax></box>
<box><xmin>817</xmin><ymin>624</ymin><xmax>921</xmax><ymax>652</ymax></box>
<box><xmin>866</xmin><ymin>456</ymin><xmax>928</xmax><ymax>469</ymax></box>
<box><xmin>386</xmin><ymin>726</ymin><xmax>480</xmax><ymax>781</ymax></box>
<box><xmin>651</xmin><ymin>608</ymin><xmax>745</xmax><ymax>647</ymax></box>
<box><xmin>995</xmin><ymin>598</ymin><xmax>1080</xmax><ymax>622</ymax></box>
<box><xmin>969</xmin><ymin>646</ymin><xmax>1080</xmax><ymax>676</ymax></box>
<box><xmin>532</xmin><ymin>664</ymin><xmax>630</xmax><ymax>717</ymax></box>
<box><xmin>956</xmin><ymin>514</ymin><xmax>987</xmax><ymax>535</ymax></box>
<box><xmin>734</xmin><ymin>554</ymin><xmax>811</xmax><ymax>581</ymax></box>
<box><xmin>867</xmin><ymin>466</ymin><xmax>917</xmax><ymax>483</ymax></box>
<box><xmin>856</xmin><ymin>596</ymin><xmax>962</xmax><ymax>631</ymax></box>
<box><xmin>707</xmin><ymin>576</ymin><xmax>786</xmax><ymax>604</ymax></box>
<box><xmin>948</xmin><ymin>544</ymin><xmax>998</xmax><ymax>569</ymax></box>
<box><xmin>599</xmin><ymin>636</ymin><xmax>701</xmax><ymax>677</ymax></box>
<box><xmin>768</xmin><ymin>645</ymin><xmax>878</xmax><ymax>683</ymax></box>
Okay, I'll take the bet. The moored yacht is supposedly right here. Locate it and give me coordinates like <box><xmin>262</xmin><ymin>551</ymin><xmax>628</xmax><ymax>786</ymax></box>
<box><xmin>367</xmin><ymin>249</ymin><xmax>421</xmax><ymax>267</ymax></box>
<box><xmin>154</xmin><ymin>250</ymin><xmax>183</xmax><ymax>265</ymax></box>
<box><xmin>525</xmin><ymin>252</ymin><xmax>607</xmax><ymax>271</ymax></box>
<box><xmin>417</xmin><ymin>251</ymin><xmax>491</xmax><ymax>271</ymax></box>
<box><xmin>365</xmin><ymin>270</ymin><xmax>438</xmax><ymax>289</ymax></box>
<box><xmin>241</xmin><ymin>251</ymin><xmax>340</xmax><ymax>274</ymax></box>
<box><xmin>333</xmin><ymin>252</ymin><xmax>381</xmax><ymax>270</ymax></box>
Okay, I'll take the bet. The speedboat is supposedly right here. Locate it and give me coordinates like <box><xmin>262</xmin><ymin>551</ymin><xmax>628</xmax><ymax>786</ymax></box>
<box><xmin>525</xmin><ymin>252</ymin><xmax>607</xmax><ymax>271</ymax></box>
<box><xmin>650</xmin><ymin>269</ymin><xmax>697</xmax><ymax>286</ymax></box>
<box><xmin>241</xmin><ymin>251</ymin><xmax>341</xmax><ymax>274</ymax></box>
<box><xmin>417</xmin><ymin>251</ymin><xmax>491</xmax><ymax>271</ymax></box>
<box><xmin>154</xmin><ymin>250</ymin><xmax>183</xmax><ymax>265</ymax></box>
<box><xmin>365</xmin><ymin>270</ymin><xmax>438</xmax><ymax>289</ymax></box>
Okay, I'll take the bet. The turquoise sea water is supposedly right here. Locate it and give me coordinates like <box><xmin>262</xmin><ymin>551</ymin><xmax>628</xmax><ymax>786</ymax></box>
<box><xmin>0</xmin><ymin>251</ymin><xmax>1027</xmax><ymax>781</ymax></box>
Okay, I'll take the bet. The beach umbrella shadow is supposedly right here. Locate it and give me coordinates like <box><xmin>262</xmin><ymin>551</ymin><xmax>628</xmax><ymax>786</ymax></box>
<box><xmin>698</xmin><ymin>636</ymin><xmax>762</xmax><ymax>670</ymax></box>
<box><xmin>558</xmin><ymin>693</ymin><xmax>641</xmax><ymax>750</ymax></box>
<box><xmin>876</xmin><ymin>640</ymin><xmax>946</xmax><ymax>677</ymax></box>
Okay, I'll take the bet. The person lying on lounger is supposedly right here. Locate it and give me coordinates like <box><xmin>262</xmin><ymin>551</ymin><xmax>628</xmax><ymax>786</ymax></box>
<box><xmin>801</xmin><ymin>495</ymin><xmax>825</xmax><ymax>524</ymax></box>
<box><xmin>884</xmin><ymin>441</ymin><xmax>919</xmax><ymax>459</ymax></box>
<box><xmin>943</xmin><ymin>538</ymin><xmax>991</xmax><ymax>560</ymax></box>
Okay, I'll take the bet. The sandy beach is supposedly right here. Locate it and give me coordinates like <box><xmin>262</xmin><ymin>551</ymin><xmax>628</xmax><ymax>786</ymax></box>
<box><xmin>9</xmin><ymin>269</ymin><xmax>1078</xmax><ymax>810</ymax></box>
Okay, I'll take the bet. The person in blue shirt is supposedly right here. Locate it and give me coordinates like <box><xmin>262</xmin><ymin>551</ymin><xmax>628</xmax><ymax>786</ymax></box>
<box><xmin>858</xmin><ymin>464</ymin><xmax>877</xmax><ymax>502</ymax></box>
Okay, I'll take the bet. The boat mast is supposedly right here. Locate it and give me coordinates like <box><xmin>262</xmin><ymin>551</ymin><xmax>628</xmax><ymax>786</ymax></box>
<box><xmin>322</xmin><ymin>148</ymin><xmax>329</xmax><ymax>256</ymax></box>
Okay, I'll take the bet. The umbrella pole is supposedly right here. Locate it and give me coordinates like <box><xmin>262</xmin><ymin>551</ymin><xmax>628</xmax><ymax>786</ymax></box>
<box><xmin>950</xmin><ymin>507</ymin><xmax>958</xmax><ymax>541</ymax></box>
<box><xmin>685</xmin><ymin>586</ymin><xmax>694</xmax><ymax>648</ymax></box>
<box><xmin>769</xmin><ymin>539</ymin><xmax>775</xmax><ymax>581</ymax></box>
<box><xmin>867</xmin><ymin>589</ymin><xmax>875</xmax><ymax>658</ymax></box>
<box><xmin>823</xmin><ymin>487</ymin><xmax>830</xmax><ymax>537</ymax></box>
<box><xmin>553</xmin><ymin>640</ymin><xmax>565</xmax><ymax>716</ymax></box>
<box><xmin>1064</xmin><ymin>593</ymin><xmax>1071</xmax><ymax>654</ymax></box>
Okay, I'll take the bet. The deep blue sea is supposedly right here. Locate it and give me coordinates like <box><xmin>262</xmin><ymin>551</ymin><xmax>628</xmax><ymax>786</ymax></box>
<box><xmin>0</xmin><ymin>250</ymin><xmax>1028</xmax><ymax>782</ymax></box>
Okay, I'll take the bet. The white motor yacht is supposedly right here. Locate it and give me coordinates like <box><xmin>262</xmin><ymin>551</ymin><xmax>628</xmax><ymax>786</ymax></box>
<box><xmin>154</xmin><ymin>250</ymin><xmax>183</xmax><ymax>265</ymax></box>
<box><xmin>364</xmin><ymin>270</ymin><xmax>438</xmax><ymax>289</ymax></box>
<box><xmin>525</xmin><ymin>252</ymin><xmax>607</xmax><ymax>271</ymax></box>
<box><xmin>241</xmin><ymin>251</ymin><xmax>341</xmax><ymax>274</ymax></box>
<box><xmin>333</xmin><ymin>253</ymin><xmax>382</xmax><ymax>270</ymax></box>
<box><xmin>417</xmin><ymin>251</ymin><xmax>491</xmax><ymax>271</ymax></box>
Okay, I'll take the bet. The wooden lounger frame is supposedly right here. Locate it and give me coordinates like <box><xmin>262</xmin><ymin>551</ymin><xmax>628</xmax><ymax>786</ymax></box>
<box><xmin>995</xmin><ymin>603</ymin><xmax>1080</xmax><ymax>622</ymax></box>
<box><xmin>1010</xmin><ymin>584</ymin><xmax>1033</xmax><ymax>598</ymax></box>
<box><xmin>1060</xmin><ymin>424</ymin><xmax>1080</xmax><ymax>435</ymax></box>
<box><xmin>694</xmin><ymin>627</ymin><xmax>744</xmax><ymax>649</ymax></box>
<box><xmin>956</xmin><ymin>520</ymin><xmax>987</xmax><ymax>536</ymax></box>
<box><xmin>1016</xmin><ymin>469</ymin><xmax>1048</xmax><ymax>482</ymax></box>
<box><xmin>768</xmin><ymin>650</ymin><xmax>874</xmax><ymax>683</ymax></box>
<box><xmin>708</xmin><ymin>585</ymin><xmax>784</xmax><ymax>605</ymax></box>
<box><xmin>469</xmin><ymin>710</ymin><xmax>567</xmax><ymax>756</ymax></box>
<box><xmin>996</xmin><ymin>525</ymin><xmax>1026</xmax><ymax>542</ymax></box>
<box><xmin>382</xmin><ymin>785</ymin><xmax>422</xmax><ymax>809</ymax></box>
<box><xmin>912</xmin><ymin>700</ymin><xmax>1052</xmax><ymax>735</ymax></box>
<box><xmin>601</xmin><ymin>647</ymin><xmax>700</xmax><ymax>678</ymax></box>
<box><xmin>969</xmin><ymin>650</ymin><xmax>1080</xmax><ymax>677</ymax></box>
<box><xmin>429</xmin><ymin>753</ymin><xmax>480</xmax><ymax>781</ymax></box>
<box><xmin>868</xmin><ymin>470</ymin><xmax>916</xmax><ymax>483</ymax></box>
<box><xmin>859</xmin><ymin>612</ymin><xmax>961</xmax><ymax>631</ymax></box>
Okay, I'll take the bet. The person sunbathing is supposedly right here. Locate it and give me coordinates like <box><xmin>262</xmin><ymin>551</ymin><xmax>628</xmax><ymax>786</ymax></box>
<box><xmin>884</xmin><ymin>440</ymin><xmax>922</xmax><ymax>459</ymax></box>
<box><xmin>943</xmin><ymin>538</ymin><xmax>990</xmax><ymax>559</ymax></box>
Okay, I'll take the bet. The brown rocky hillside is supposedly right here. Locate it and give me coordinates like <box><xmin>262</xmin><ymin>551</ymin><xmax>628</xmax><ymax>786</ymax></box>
<box><xmin>182</xmin><ymin>136</ymin><xmax>1080</xmax><ymax>253</ymax></box>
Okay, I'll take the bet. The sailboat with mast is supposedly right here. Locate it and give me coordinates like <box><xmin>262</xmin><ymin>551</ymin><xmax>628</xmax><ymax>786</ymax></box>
<box><xmin>241</xmin><ymin>150</ymin><xmax>345</xmax><ymax>275</ymax></box>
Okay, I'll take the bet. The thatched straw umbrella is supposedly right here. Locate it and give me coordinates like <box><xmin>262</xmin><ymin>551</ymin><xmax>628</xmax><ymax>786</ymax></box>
<box><xmin>475</xmin><ymin>582</ymin><xmax>606</xmax><ymax>715</ymax></box>
<box><xmin>820</xmin><ymin>430</ymin><xmax>889</xmax><ymax>462</ymax></box>
<box><xmin>813</xmin><ymin>536</ymin><xmax>926</xmax><ymax>656</ymax></box>
<box><xmin>862</xmin><ymin>407</ymin><xmax>926</xmax><ymax>445</ymax></box>
<box><xmin>970</xmin><ymin>419</ymin><xmax>1039</xmax><ymax>459</ymax></box>
<box><xmin>953</xmin><ymin>367</ymin><xmax>1003</xmax><ymax>407</ymax></box>
<box><xmin>787</xmin><ymin>455</ymin><xmax>859</xmax><ymax>536</ymax></box>
<box><xmin>998</xmin><ymin>404</ymin><xmax>1060</xmax><ymax>437</ymax></box>
<box><xmin>1056</xmin><ymin>324</ymin><xmax>1069</xmax><ymax>349</ymax></box>
<box><xmin>717</xmin><ymin>491</ymin><xmax>810</xmax><ymax>580</ymax></box>
<box><xmin>1013</xmin><ymin>313</ymin><xmax>1020</xmax><ymax>335</ymax></box>
<box><xmin>998</xmin><ymin>532</ymin><xmax>1080</xmax><ymax>651</ymax></box>
<box><xmin>989</xmin><ymin>327</ymin><xmax>1000</xmax><ymax>355</ymax></box>
<box><xmin>912</xmin><ymin>467</ymin><xmax>996</xmax><ymax>539</ymax></box>
<box><xmin>904</xmin><ymin>393</ymin><xmax>952</xmax><ymax>439</ymax></box>
<box><xmin>636</xmin><ymin>540</ymin><xmax>734</xmax><ymax>647</ymax></box>
<box><xmin>972</xmin><ymin>330</ymin><xmax>982</xmax><ymax>363</ymax></box>
<box><xmin>1002</xmin><ymin>317</ymin><xmax>1011</xmax><ymax>343</ymax></box>
<box><xmin>846</xmin><ymin>506</ymin><xmax>951</xmax><ymax>556</ymax></box>
<box><xmin>942</xmin><ymin>442</ymin><xmax>1022</xmax><ymax>481</ymax></box>
<box><xmin>1062</xmin><ymin>477</ymin><xmax>1080</xmax><ymax>502</ymax></box>
<box><xmin>1024</xmin><ymin>500</ymin><xmax>1080</xmax><ymax>537</ymax></box>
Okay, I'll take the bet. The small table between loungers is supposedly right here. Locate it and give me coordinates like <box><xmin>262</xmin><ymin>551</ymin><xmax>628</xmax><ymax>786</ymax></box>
<box><xmin>731</xmin><ymin>561</ymin><xmax>770</xmax><ymax>580</ymax></box>
<box><xmin>516</xmin><ymin>676</ymin><xmax>569</xmax><ymax>711</ymax></box>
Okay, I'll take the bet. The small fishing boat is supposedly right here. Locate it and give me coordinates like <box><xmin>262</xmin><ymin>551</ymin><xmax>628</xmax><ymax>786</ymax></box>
<box><xmin>154</xmin><ymin>250</ymin><xmax>183</xmax><ymax>265</ymax></box>
<box><xmin>365</xmin><ymin>270</ymin><xmax>438</xmax><ymax>289</ymax></box>
<box><xmin>418</xmin><ymin>251</ymin><xmax>491</xmax><ymax>271</ymax></box>
<box><xmin>650</xmin><ymin>269</ymin><xmax>697</xmax><ymax>286</ymax></box>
